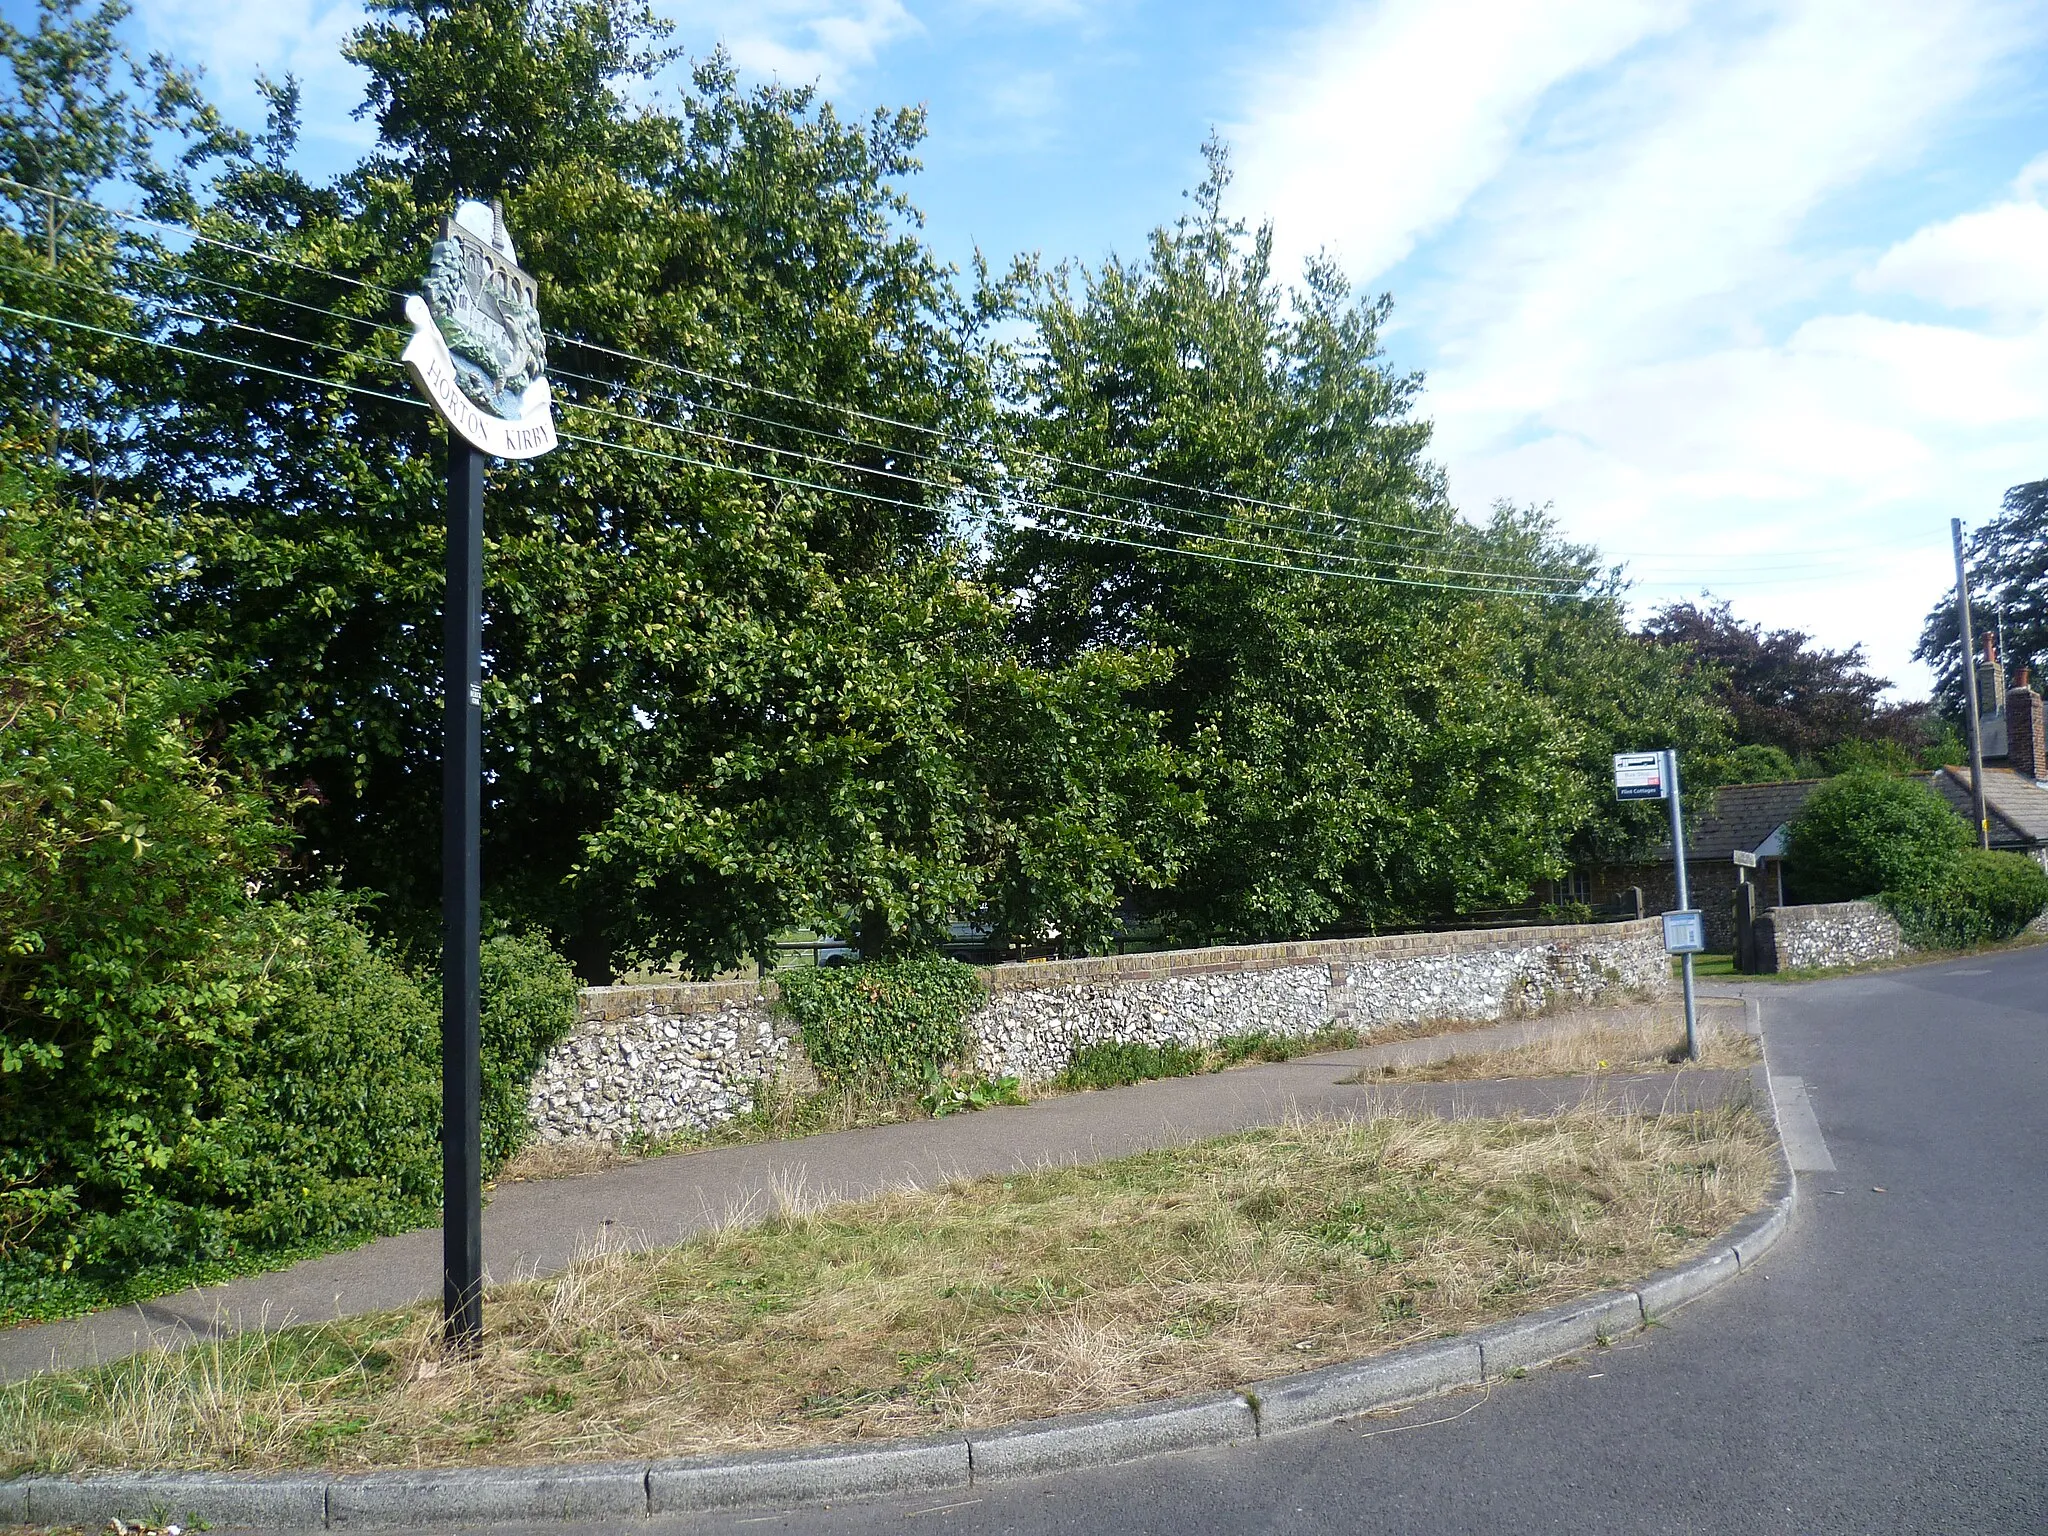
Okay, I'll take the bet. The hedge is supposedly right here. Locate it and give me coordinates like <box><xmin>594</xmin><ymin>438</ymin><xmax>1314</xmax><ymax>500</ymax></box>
<box><xmin>1885</xmin><ymin>850</ymin><xmax>2048</xmax><ymax>951</ymax></box>
<box><xmin>1785</xmin><ymin>769</ymin><xmax>1969</xmax><ymax>903</ymax></box>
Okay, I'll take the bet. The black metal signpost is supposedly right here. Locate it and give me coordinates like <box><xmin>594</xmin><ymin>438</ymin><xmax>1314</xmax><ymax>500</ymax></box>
<box><xmin>402</xmin><ymin>199</ymin><xmax>558</xmax><ymax>1351</ymax></box>
<box><xmin>441</xmin><ymin>440</ymin><xmax>487</xmax><ymax>1347</ymax></box>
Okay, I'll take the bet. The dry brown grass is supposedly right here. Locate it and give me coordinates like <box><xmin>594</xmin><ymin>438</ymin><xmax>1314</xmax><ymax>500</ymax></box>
<box><xmin>1</xmin><ymin>1104</ymin><xmax>1773</xmax><ymax>1477</ymax></box>
<box><xmin>1346</xmin><ymin>1005</ymin><xmax>1758</xmax><ymax>1084</ymax></box>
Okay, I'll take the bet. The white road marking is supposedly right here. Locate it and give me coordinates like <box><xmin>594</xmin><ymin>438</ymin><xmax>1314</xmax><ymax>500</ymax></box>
<box><xmin>1771</xmin><ymin>1075</ymin><xmax>1837</xmax><ymax>1173</ymax></box>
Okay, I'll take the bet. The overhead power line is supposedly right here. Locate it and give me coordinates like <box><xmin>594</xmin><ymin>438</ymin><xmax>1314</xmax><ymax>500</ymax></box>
<box><xmin>4</xmin><ymin>254</ymin><xmax>1587</xmax><ymax>590</ymax></box>
<box><xmin>3</xmin><ymin>294</ymin><xmax>1587</xmax><ymax>597</ymax></box>
<box><xmin>3</xmin><ymin>188</ymin><xmax>1932</xmax><ymax>595</ymax></box>
<box><xmin>0</xmin><ymin>178</ymin><xmax>1537</xmax><ymax>549</ymax></box>
<box><xmin>0</xmin><ymin>177</ymin><xmax>1962</xmax><ymax>589</ymax></box>
<box><xmin>2</xmin><ymin>179</ymin><xmax>1930</xmax><ymax>591</ymax></box>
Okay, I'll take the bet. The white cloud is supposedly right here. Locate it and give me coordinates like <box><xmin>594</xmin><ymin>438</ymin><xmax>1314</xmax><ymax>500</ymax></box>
<box><xmin>1861</xmin><ymin>198</ymin><xmax>2048</xmax><ymax>324</ymax></box>
<box><xmin>136</xmin><ymin>0</ymin><xmax>374</xmax><ymax>155</ymax></box>
<box><xmin>1230</xmin><ymin>0</ymin><xmax>2048</xmax><ymax>693</ymax></box>
<box><xmin>660</xmin><ymin>1</ymin><xmax>922</xmax><ymax>93</ymax></box>
<box><xmin>1228</xmin><ymin>0</ymin><xmax>1692</xmax><ymax>283</ymax></box>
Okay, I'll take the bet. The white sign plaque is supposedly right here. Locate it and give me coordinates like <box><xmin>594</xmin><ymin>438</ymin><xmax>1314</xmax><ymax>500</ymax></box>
<box><xmin>403</xmin><ymin>199</ymin><xmax>556</xmax><ymax>460</ymax></box>
<box><xmin>1613</xmin><ymin>751</ymin><xmax>1666</xmax><ymax>802</ymax></box>
<box><xmin>1662</xmin><ymin>909</ymin><xmax>1705</xmax><ymax>954</ymax></box>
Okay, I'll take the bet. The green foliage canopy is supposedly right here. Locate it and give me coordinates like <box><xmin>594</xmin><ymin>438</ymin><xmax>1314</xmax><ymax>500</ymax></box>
<box><xmin>998</xmin><ymin>144</ymin><xmax>1722</xmax><ymax>937</ymax></box>
<box><xmin>1785</xmin><ymin>769</ymin><xmax>1969</xmax><ymax>904</ymax></box>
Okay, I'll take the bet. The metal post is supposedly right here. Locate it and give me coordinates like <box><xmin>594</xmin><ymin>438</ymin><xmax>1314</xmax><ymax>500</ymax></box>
<box><xmin>1665</xmin><ymin>748</ymin><xmax>1699</xmax><ymax>1062</ymax></box>
<box><xmin>442</xmin><ymin>439</ymin><xmax>486</xmax><ymax>1351</ymax></box>
<box><xmin>1953</xmin><ymin>518</ymin><xmax>1990</xmax><ymax>851</ymax></box>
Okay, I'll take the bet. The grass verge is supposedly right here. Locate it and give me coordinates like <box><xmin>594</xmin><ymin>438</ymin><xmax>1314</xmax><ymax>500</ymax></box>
<box><xmin>1344</xmin><ymin>1006</ymin><xmax>1758</xmax><ymax>1084</ymax></box>
<box><xmin>1</xmin><ymin>1104</ymin><xmax>1773</xmax><ymax>1476</ymax></box>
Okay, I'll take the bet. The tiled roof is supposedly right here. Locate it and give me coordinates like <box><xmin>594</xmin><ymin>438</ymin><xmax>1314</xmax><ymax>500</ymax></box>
<box><xmin>1930</xmin><ymin>766</ymin><xmax>2048</xmax><ymax>848</ymax></box>
<box><xmin>1638</xmin><ymin>779</ymin><xmax>1819</xmax><ymax>862</ymax></box>
<box><xmin>1675</xmin><ymin>779</ymin><xmax>1826</xmax><ymax>860</ymax></box>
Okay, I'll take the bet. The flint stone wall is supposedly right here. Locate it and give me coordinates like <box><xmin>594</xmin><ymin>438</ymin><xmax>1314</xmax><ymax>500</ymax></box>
<box><xmin>968</xmin><ymin>958</ymin><xmax>1329</xmax><ymax>1083</ymax></box>
<box><xmin>1755</xmin><ymin>900</ymin><xmax>1907</xmax><ymax>973</ymax></box>
<box><xmin>530</xmin><ymin>918</ymin><xmax>1669</xmax><ymax>1144</ymax></box>
<box><xmin>528</xmin><ymin>980</ymin><xmax>789</xmax><ymax>1146</ymax></box>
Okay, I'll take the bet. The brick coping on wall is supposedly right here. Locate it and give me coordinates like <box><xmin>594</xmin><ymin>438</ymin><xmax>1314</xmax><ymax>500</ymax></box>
<box><xmin>1760</xmin><ymin>900</ymin><xmax>1889</xmax><ymax>921</ymax></box>
<box><xmin>575</xmin><ymin>918</ymin><xmax>1664</xmax><ymax>1018</ymax></box>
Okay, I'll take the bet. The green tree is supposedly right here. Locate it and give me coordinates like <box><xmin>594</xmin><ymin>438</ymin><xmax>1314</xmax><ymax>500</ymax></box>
<box><xmin>1785</xmin><ymin>769</ymin><xmax>1968</xmax><ymax>903</ymax></box>
<box><xmin>577</xmin><ymin>563</ymin><xmax>1193</xmax><ymax>960</ymax></box>
<box><xmin>1917</xmin><ymin>478</ymin><xmax>2048</xmax><ymax>717</ymax></box>
<box><xmin>1643</xmin><ymin>599</ymin><xmax>1933</xmax><ymax>766</ymax></box>
<box><xmin>111</xmin><ymin>2</ymin><xmax>1050</xmax><ymax>977</ymax></box>
<box><xmin>998</xmin><ymin>144</ymin><xmax>1717</xmax><ymax>937</ymax></box>
<box><xmin>0</xmin><ymin>0</ymin><xmax>245</xmax><ymax>468</ymax></box>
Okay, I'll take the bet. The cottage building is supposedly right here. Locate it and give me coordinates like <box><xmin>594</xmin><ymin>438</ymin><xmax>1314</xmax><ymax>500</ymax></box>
<box><xmin>1571</xmin><ymin>779</ymin><xmax>1820</xmax><ymax>953</ymax></box>
<box><xmin>1567</xmin><ymin>667</ymin><xmax>2048</xmax><ymax>952</ymax></box>
<box><xmin>1928</xmin><ymin>654</ymin><xmax>2048</xmax><ymax>868</ymax></box>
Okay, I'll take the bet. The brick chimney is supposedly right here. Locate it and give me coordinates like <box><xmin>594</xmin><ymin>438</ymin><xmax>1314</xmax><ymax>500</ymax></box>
<box><xmin>2009</xmin><ymin>666</ymin><xmax>2047</xmax><ymax>782</ymax></box>
<box><xmin>1978</xmin><ymin>634</ymin><xmax>2006</xmax><ymax>702</ymax></box>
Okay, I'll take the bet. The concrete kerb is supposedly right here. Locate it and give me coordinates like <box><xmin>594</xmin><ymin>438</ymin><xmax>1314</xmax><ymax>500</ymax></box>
<box><xmin>647</xmin><ymin>1435</ymin><xmax>970</xmax><ymax>1515</ymax></box>
<box><xmin>968</xmin><ymin>1392</ymin><xmax>1253</xmax><ymax>1481</ymax></box>
<box><xmin>327</xmin><ymin>1461</ymin><xmax>651</xmax><ymax>1527</ymax></box>
<box><xmin>8</xmin><ymin>1007</ymin><xmax>1802</xmax><ymax>1530</ymax></box>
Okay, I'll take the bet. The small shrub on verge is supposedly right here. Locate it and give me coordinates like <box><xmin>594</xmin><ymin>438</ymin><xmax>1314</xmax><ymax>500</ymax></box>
<box><xmin>918</xmin><ymin>1070</ymin><xmax>1025</xmax><ymax>1117</ymax></box>
<box><xmin>1057</xmin><ymin>1039</ymin><xmax>1205</xmax><ymax>1090</ymax></box>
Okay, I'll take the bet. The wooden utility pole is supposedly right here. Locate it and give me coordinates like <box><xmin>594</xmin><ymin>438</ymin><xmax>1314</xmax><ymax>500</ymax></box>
<box><xmin>1953</xmin><ymin>517</ymin><xmax>1991</xmax><ymax>850</ymax></box>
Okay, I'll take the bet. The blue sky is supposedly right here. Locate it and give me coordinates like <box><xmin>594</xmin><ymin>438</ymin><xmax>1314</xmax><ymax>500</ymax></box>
<box><xmin>34</xmin><ymin>0</ymin><xmax>2048</xmax><ymax>695</ymax></box>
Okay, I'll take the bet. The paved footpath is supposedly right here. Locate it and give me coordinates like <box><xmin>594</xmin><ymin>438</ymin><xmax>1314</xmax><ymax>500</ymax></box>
<box><xmin>2</xmin><ymin>1005</ymin><xmax>1742</xmax><ymax>1384</ymax></box>
<box><xmin>488</xmin><ymin>946</ymin><xmax>2043</xmax><ymax>1536</ymax></box>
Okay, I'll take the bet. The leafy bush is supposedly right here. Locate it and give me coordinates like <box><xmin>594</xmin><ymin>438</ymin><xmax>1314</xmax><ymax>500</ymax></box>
<box><xmin>775</xmin><ymin>957</ymin><xmax>986</xmax><ymax>1087</ymax></box>
<box><xmin>1785</xmin><ymin>770</ymin><xmax>1968</xmax><ymax>903</ymax></box>
<box><xmin>479</xmin><ymin>930</ymin><xmax>582</xmax><ymax>1166</ymax></box>
<box><xmin>0</xmin><ymin>495</ymin><xmax>581</xmax><ymax>1320</ymax></box>
<box><xmin>1</xmin><ymin>899</ymin><xmax>579</xmax><ymax>1322</ymax></box>
<box><xmin>2</xmin><ymin>495</ymin><xmax>292</xmax><ymax>1312</ymax></box>
<box><xmin>1885</xmin><ymin>851</ymin><xmax>2048</xmax><ymax>951</ymax></box>
<box><xmin>1056</xmin><ymin>1039</ymin><xmax>1206</xmax><ymax>1090</ymax></box>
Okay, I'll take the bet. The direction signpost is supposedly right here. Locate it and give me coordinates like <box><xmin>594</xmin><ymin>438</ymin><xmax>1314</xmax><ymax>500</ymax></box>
<box><xmin>402</xmin><ymin>199</ymin><xmax>557</xmax><ymax>1351</ymax></box>
<box><xmin>1615</xmin><ymin>749</ymin><xmax>1701</xmax><ymax>1061</ymax></box>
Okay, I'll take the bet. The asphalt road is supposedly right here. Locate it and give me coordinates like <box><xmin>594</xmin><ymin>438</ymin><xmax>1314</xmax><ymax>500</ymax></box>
<box><xmin>489</xmin><ymin>945</ymin><xmax>2048</xmax><ymax>1536</ymax></box>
